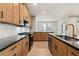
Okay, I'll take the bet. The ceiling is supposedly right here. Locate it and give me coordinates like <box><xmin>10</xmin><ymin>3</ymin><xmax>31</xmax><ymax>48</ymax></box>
<box><xmin>27</xmin><ymin>3</ymin><xmax>79</xmax><ymax>19</ymax></box>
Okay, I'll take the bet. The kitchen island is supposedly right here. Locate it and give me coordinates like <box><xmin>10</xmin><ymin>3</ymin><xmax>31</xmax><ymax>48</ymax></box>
<box><xmin>49</xmin><ymin>33</ymin><xmax>79</xmax><ymax>56</ymax></box>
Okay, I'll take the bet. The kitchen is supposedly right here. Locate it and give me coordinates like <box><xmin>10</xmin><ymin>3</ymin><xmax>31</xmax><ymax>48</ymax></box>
<box><xmin>0</xmin><ymin>3</ymin><xmax>79</xmax><ymax>56</ymax></box>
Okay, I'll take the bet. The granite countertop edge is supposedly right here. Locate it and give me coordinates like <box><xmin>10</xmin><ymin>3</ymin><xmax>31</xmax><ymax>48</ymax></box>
<box><xmin>0</xmin><ymin>35</ymin><xmax>28</xmax><ymax>52</ymax></box>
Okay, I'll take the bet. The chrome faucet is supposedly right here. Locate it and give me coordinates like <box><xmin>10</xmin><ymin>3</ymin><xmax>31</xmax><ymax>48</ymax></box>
<box><xmin>66</xmin><ymin>24</ymin><xmax>75</xmax><ymax>38</ymax></box>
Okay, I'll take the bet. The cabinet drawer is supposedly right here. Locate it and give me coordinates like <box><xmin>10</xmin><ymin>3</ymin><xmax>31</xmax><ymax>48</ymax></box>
<box><xmin>14</xmin><ymin>40</ymin><xmax>22</xmax><ymax>56</ymax></box>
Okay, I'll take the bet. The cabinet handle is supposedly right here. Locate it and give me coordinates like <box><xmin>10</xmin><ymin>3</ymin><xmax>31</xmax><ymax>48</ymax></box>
<box><xmin>55</xmin><ymin>45</ymin><xmax>57</xmax><ymax>50</ymax></box>
<box><xmin>10</xmin><ymin>46</ymin><xmax>17</xmax><ymax>51</ymax></box>
<box><xmin>26</xmin><ymin>42</ymin><xmax>28</xmax><ymax>47</ymax></box>
<box><xmin>0</xmin><ymin>11</ymin><xmax>3</xmax><ymax>18</ymax></box>
<box><xmin>12</xmin><ymin>54</ymin><xmax>16</xmax><ymax>56</ymax></box>
<box><xmin>71</xmin><ymin>52</ymin><xmax>77</xmax><ymax>56</ymax></box>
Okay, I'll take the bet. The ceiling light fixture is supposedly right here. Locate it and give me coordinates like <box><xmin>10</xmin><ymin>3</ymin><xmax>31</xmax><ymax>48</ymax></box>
<box><xmin>42</xmin><ymin>11</ymin><xmax>46</xmax><ymax>14</ymax></box>
<box><xmin>33</xmin><ymin>3</ymin><xmax>37</xmax><ymax>6</ymax></box>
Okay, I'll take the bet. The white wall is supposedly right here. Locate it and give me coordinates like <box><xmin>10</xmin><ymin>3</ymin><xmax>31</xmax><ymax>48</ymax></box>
<box><xmin>36</xmin><ymin>16</ymin><xmax>57</xmax><ymax>33</ymax></box>
<box><xmin>31</xmin><ymin>16</ymin><xmax>67</xmax><ymax>34</ymax></box>
<box><xmin>31</xmin><ymin>16</ymin><xmax>36</xmax><ymax>32</ymax></box>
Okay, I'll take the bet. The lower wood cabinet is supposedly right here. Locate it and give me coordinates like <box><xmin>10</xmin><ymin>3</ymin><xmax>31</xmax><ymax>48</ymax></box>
<box><xmin>52</xmin><ymin>37</ymin><xmax>67</xmax><ymax>56</ymax></box>
<box><xmin>14</xmin><ymin>40</ymin><xmax>22</xmax><ymax>56</ymax></box>
<box><xmin>68</xmin><ymin>46</ymin><xmax>79</xmax><ymax>56</ymax></box>
<box><xmin>0</xmin><ymin>36</ymin><xmax>29</xmax><ymax>56</ymax></box>
<box><xmin>22</xmin><ymin>37</ymin><xmax>29</xmax><ymax>56</ymax></box>
<box><xmin>33</xmin><ymin>33</ymin><xmax>38</xmax><ymax>41</ymax></box>
<box><xmin>52</xmin><ymin>37</ymin><xmax>57</xmax><ymax>56</ymax></box>
<box><xmin>33</xmin><ymin>32</ymin><xmax>48</xmax><ymax>41</ymax></box>
<box><xmin>55</xmin><ymin>39</ymin><xmax>67</xmax><ymax>56</ymax></box>
<box><xmin>51</xmin><ymin>35</ymin><xmax>79</xmax><ymax>56</ymax></box>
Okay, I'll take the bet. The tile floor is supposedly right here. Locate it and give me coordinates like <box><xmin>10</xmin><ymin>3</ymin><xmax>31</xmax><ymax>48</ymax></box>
<box><xmin>27</xmin><ymin>41</ymin><xmax>52</xmax><ymax>56</ymax></box>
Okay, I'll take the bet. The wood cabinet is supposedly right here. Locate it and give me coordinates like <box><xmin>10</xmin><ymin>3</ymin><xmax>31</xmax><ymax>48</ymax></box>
<box><xmin>52</xmin><ymin>37</ymin><xmax>57</xmax><ymax>56</ymax></box>
<box><xmin>0</xmin><ymin>3</ymin><xmax>32</xmax><ymax>26</ymax></box>
<box><xmin>14</xmin><ymin>40</ymin><xmax>22</xmax><ymax>56</ymax></box>
<box><xmin>55</xmin><ymin>39</ymin><xmax>67</xmax><ymax>56</ymax></box>
<box><xmin>19</xmin><ymin>3</ymin><xmax>24</xmax><ymax>24</ymax></box>
<box><xmin>33</xmin><ymin>33</ymin><xmax>38</xmax><ymax>41</ymax></box>
<box><xmin>13</xmin><ymin>4</ymin><xmax>20</xmax><ymax>25</ymax></box>
<box><xmin>48</xmin><ymin>35</ymin><xmax>52</xmax><ymax>54</ymax></box>
<box><xmin>0</xmin><ymin>3</ymin><xmax>19</xmax><ymax>25</ymax></box>
<box><xmin>51</xmin><ymin>36</ymin><xmax>67</xmax><ymax>56</ymax></box>
<box><xmin>0</xmin><ymin>36</ymin><xmax>29</xmax><ymax>56</ymax></box>
<box><xmin>23</xmin><ymin>4</ymin><xmax>32</xmax><ymax>28</ymax></box>
<box><xmin>33</xmin><ymin>32</ymin><xmax>48</xmax><ymax>41</ymax></box>
<box><xmin>68</xmin><ymin>46</ymin><xmax>79</xmax><ymax>56</ymax></box>
<box><xmin>51</xmin><ymin>35</ymin><xmax>79</xmax><ymax>56</ymax></box>
<box><xmin>0</xmin><ymin>4</ymin><xmax>13</xmax><ymax>23</ymax></box>
<box><xmin>22</xmin><ymin>37</ymin><xmax>29</xmax><ymax>56</ymax></box>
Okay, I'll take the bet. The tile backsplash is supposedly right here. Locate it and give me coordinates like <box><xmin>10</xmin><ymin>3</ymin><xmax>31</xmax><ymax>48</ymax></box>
<box><xmin>0</xmin><ymin>23</ymin><xmax>29</xmax><ymax>38</ymax></box>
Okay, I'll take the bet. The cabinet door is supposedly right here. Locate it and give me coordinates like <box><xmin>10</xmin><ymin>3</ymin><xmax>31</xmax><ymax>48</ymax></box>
<box><xmin>33</xmin><ymin>33</ymin><xmax>38</xmax><ymax>41</ymax></box>
<box><xmin>68</xmin><ymin>46</ymin><xmax>79</xmax><ymax>56</ymax></box>
<box><xmin>20</xmin><ymin>4</ymin><xmax>24</xmax><ymax>24</ymax></box>
<box><xmin>0</xmin><ymin>4</ymin><xmax>5</xmax><ymax>22</ymax></box>
<box><xmin>43</xmin><ymin>32</ymin><xmax>48</xmax><ymax>40</ymax></box>
<box><xmin>0</xmin><ymin>4</ymin><xmax>13</xmax><ymax>23</ymax></box>
<box><xmin>48</xmin><ymin>35</ymin><xmax>52</xmax><ymax>54</ymax></box>
<box><xmin>14</xmin><ymin>40</ymin><xmax>22</xmax><ymax>56</ymax></box>
<box><xmin>52</xmin><ymin>37</ymin><xmax>67</xmax><ymax>56</ymax></box>
<box><xmin>56</xmin><ymin>39</ymin><xmax>67</xmax><ymax>56</ymax></box>
<box><xmin>6</xmin><ymin>4</ymin><xmax>13</xmax><ymax>23</ymax></box>
<box><xmin>22</xmin><ymin>37</ymin><xmax>29</xmax><ymax>56</ymax></box>
<box><xmin>38</xmin><ymin>33</ymin><xmax>41</xmax><ymax>40</ymax></box>
<box><xmin>24</xmin><ymin>4</ymin><xmax>28</xmax><ymax>19</ymax></box>
<box><xmin>13</xmin><ymin>3</ymin><xmax>20</xmax><ymax>25</ymax></box>
<box><xmin>52</xmin><ymin>37</ymin><xmax>57</xmax><ymax>56</ymax></box>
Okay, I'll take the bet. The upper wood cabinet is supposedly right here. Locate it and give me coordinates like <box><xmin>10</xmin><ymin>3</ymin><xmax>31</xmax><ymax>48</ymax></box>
<box><xmin>13</xmin><ymin>4</ymin><xmax>20</xmax><ymax>25</ymax></box>
<box><xmin>20</xmin><ymin>3</ymin><xmax>32</xmax><ymax>28</ymax></box>
<box><xmin>0</xmin><ymin>4</ymin><xmax>13</xmax><ymax>23</ymax></box>
<box><xmin>19</xmin><ymin>4</ymin><xmax>24</xmax><ymax>24</ymax></box>
<box><xmin>0</xmin><ymin>3</ymin><xmax>32</xmax><ymax>26</ymax></box>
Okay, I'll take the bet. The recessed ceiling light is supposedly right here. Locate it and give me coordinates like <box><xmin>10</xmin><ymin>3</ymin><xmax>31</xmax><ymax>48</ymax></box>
<box><xmin>33</xmin><ymin>3</ymin><xmax>37</xmax><ymax>6</ymax></box>
<box><xmin>42</xmin><ymin>11</ymin><xmax>46</xmax><ymax>14</ymax></box>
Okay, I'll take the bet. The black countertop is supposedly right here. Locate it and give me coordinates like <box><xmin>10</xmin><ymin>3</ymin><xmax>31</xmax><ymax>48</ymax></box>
<box><xmin>49</xmin><ymin>33</ymin><xmax>79</xmax><ymax>50</ymax></box>
<box><xmin>0</xmin><ymin>35</ymin><xmax>27</xmax><ymax>51</ymax></box>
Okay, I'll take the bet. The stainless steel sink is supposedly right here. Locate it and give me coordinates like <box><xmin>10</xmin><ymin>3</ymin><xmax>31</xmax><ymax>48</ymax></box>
<box><xmin>56</xmin><ymin>35</ymin><xmax>78</xmax><ymax>41</ymax></box>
